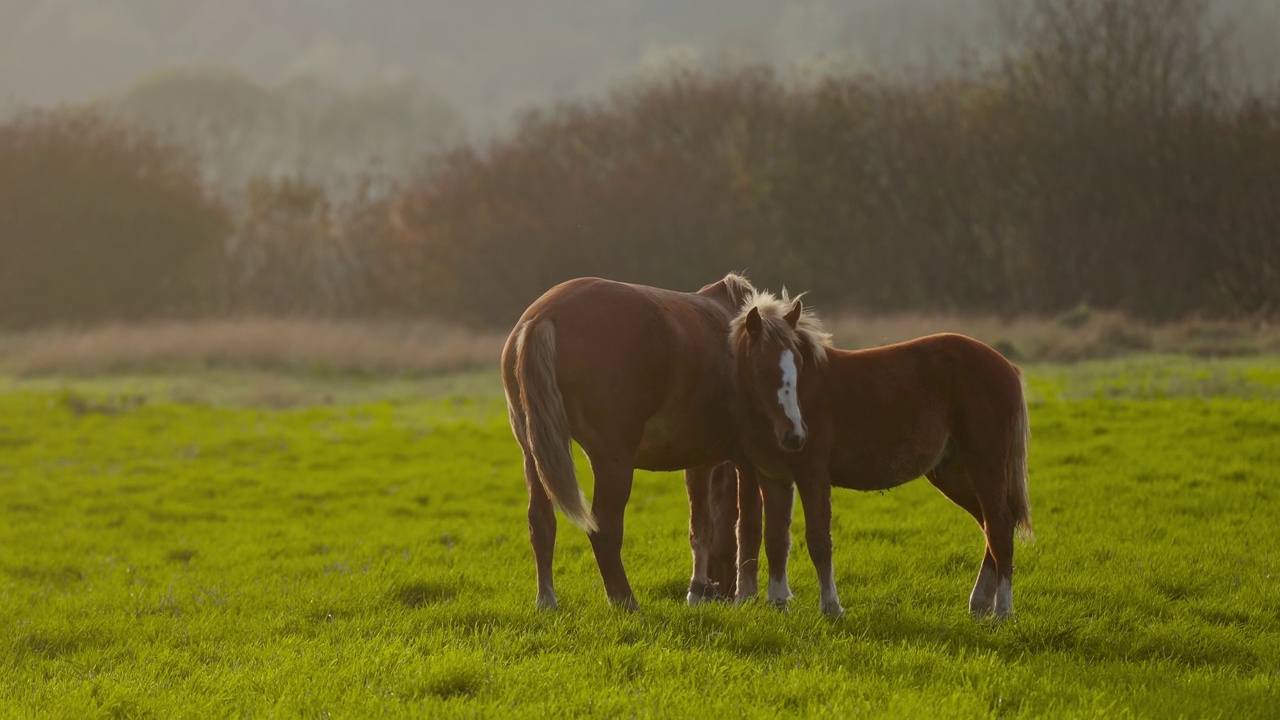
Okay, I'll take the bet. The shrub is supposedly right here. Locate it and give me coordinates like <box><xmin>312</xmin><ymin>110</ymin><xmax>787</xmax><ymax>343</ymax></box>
<box><xmin>0</xmin><ymin>109</ymin><xmax>229</xmax><ymax>328</ymax></box>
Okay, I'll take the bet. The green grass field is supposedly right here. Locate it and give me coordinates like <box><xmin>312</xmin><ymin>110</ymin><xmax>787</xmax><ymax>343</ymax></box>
<box><xmin>2</xmin><ymin>358</ymin><xmax>1278</xmax><ymax>717</ymax></box>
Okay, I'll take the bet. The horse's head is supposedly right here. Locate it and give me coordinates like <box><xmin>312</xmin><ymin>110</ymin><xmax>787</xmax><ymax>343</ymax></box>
<box><xmin>730</xmin><ymin>290</ymin><xmax>831</xmax><ymax>453</ymax></box>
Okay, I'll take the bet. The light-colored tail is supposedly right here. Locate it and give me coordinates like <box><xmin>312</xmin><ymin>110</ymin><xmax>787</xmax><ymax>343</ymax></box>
<box><xmin>1008</xmin><ymin>387</ymin><xmax>1034</xmax><ymax>541</ymax></box>
<box><xmin>514</xmin><ymin>321</ymin><xmax>597</xmax><ymax>532</ymax></box>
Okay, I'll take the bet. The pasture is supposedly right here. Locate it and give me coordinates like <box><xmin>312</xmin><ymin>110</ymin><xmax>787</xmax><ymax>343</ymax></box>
<box><xmin>2</xmin><ymin>357</ymin><xmax>1278</xmax><ymax>717</ymax></box>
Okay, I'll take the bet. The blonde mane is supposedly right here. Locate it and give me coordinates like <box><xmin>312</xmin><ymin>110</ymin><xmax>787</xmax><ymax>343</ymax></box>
<box><xmin>729</xmin><ymin>288</ymin><xmax>833</xmax><ymax>362</ymax></box>
<box><xmin>720</xmin><ymin>272</ymin><xmax>754</xmax><ymax>312</ymax></box>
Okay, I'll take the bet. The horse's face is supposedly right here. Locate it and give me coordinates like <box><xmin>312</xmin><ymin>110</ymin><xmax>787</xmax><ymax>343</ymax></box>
<box><xmin>738</xmin><ymin>302</ymin><xmax>808</xmax><ymax>453</ymax></box>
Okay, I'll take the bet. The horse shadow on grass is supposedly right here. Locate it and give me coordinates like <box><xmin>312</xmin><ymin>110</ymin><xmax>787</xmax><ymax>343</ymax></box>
<box><xmin>646</xmin><ymin>572</ymin><xmax>1268</xmax><ymax>673</ymax></box>
<box><xmin>740</xmin><ymin>590</ymin><xmax>1268</xmax><ymax>674</ymax></box>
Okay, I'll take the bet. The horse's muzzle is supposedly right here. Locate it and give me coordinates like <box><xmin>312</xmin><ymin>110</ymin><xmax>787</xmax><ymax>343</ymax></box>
<box><xmin>779</xmin><ymin>430</ymin><xmax>807</xmax><ymax>453</ymax></box>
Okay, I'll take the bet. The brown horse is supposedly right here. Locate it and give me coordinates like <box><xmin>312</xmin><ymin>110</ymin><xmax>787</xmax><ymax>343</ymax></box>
<box><xmin>502</xmin><ymin>274</ymin><xmax>756</xmax><ymax>610</ymax></box>
<box><xmin>728</xmin><ymin>290</ymin><xmax>1032</xmax><ymax>618</ymax></box>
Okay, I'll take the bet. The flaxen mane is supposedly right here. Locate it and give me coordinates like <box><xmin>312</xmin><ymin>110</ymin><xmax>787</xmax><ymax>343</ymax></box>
<box><xmin>729</xmin><ymin>288</ymin><xmax>833</xmax><ymax>362</ymax></box>
<box><xmin>719</xmin><ymin>272</ymin><xmax>755</xmax><ymax>313</ymax></box>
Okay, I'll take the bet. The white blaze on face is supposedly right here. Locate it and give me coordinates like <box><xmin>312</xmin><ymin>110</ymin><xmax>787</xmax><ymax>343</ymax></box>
<box><xmin>778</xmin><ymin>349</ymin><xmax>804</xmax><ymax>438</ymax></box>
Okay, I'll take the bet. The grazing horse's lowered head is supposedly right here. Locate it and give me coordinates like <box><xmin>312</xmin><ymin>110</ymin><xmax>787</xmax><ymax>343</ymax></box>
<box><xmin>502</xmin><ymin>272</ymin><xmax>761</xmax><ymax>611</ymax></box>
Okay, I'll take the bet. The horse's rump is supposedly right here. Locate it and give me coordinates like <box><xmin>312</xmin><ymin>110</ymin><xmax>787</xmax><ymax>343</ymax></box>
<box><xmin>518</xmin><ymin>277</ymin><xmax>747</xmax><ymax>471</ymax></box>
<box><xmin>503</xmin><ymin>273</ymin><xmax>756</xmax><ymax>609</ymax></box>
<box><xmin>513</xmin><ymin>320</ymin><xmax>597</xmax><ymax>532</ymax></box>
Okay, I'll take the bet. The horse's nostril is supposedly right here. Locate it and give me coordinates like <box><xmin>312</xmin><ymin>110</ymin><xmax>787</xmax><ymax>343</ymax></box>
<box><xmin>781</xmin><ymin>431</ymin><xmax>806</xmax><ymax>452</ymax></box>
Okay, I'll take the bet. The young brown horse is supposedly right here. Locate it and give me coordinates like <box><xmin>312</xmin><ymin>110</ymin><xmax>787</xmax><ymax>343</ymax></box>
<box><xmin>729</xmin><ymin>291</ymin><xmax>1032</xmax><ymax>618</ymax></box>
<box><xmin>502</xmin><ymin>274</ymin><xmax>755</xmax><ymax>610</ymax></box>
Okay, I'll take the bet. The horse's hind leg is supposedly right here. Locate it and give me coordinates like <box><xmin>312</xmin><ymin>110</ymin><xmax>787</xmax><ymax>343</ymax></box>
<box><xmin>685</xmin><ymin>463</ymin><xmax>720</xmax><ymax>604</ymax></box>
<box><xmin>955</xmin><ymin>448</ymin><xmax>1018</xmax><ymax>619</ymax></box>
<box><xmin>795</xmin><ymin>475</ymin><xmax>843</xmax><ymax>617</ymax></box>
<box><xmin>706</xmin><ymin>462</ymin><xmax>740</xmax><ymax>601</ymax></box>
<box><xmin>524</xmin><ymin>451</ymin><xmax>559</xmax><ymax>610</ymax></box>
<box><xmin>734</xmin><ymin>464</ymin><xmax>763</xmax><ymax>603</ymax></box>
<box><xmin>587</xmin><ymin>455</ymin><xmax>639</xmax><ymax>610</ymax></box>
<box><xmin>927</xmin><ymin>456</ymin><xmax>996</xmax><ymax>617</ymax></box>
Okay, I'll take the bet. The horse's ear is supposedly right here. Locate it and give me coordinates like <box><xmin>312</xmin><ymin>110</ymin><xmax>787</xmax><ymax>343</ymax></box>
<box><xmin>745</xmin><ymin>306</ymin><xmax>762</xmax><ymax>336</ymax></box>
<box><xmin>784</xmin><ymin>299</ymin><xmax>803</xmax><ymax>329</ymax></box>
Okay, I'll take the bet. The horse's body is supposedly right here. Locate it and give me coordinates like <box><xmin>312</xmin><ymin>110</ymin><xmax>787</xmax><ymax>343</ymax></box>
<box><xmin>729</xmin><ymin>292</ymin><xmax>1032</xmax><ymax>617</ymax></box>
<box><xmin>502</xmin><ymin>274</ymin><xmax>754</xmax><ymax>610</ymax></box>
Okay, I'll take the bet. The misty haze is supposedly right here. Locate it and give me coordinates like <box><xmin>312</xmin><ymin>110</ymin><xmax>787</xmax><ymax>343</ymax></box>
<box><xmin>2</xmin><ymin>2</ymin><xmax>1279</xmax><ymax>717</ymax></box>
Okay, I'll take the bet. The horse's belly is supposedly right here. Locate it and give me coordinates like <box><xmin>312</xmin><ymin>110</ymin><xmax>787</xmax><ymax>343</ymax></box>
<box><xmin>830</xmin><ymin>438</ymin><xmax>946</xmax><ymax>491</ymax></box>
<box><xmin>634</xmin><ymin>411</ymin><xmax>728</xmax><ymax>471</ymax></box>
<box><xmin>831</xmin><ymin>466</ymin><xmax>917</xmax><ymax>491</ymax></box>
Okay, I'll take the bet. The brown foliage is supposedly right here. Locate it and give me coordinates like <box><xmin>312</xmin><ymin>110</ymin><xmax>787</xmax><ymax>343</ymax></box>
<box><xmin>396</xmin><ymin>66</ymin><xmax>793</xmax><ymax>324</ymax></box>
<box><xmin>387</xmin><ymin>0</ymin><xmax>1279</xmax><ymax>326</ymax></box>
<box><xmin>220</xmin><ymin>173</ymin><xmax>422</xmax><ymax>317</ymax></box>
<box><xmin>0</xmin><ymin>109</ymin><xmax>229</xmax><ymax>328</ymax></box>
<box><xmin>5</xmin><ymin>2</ymin><xmax>1277</xmax><ymax>329</ymax></box>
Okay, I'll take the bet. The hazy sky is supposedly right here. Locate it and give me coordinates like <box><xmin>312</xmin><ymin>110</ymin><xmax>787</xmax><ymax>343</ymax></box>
<box><xmin>3</xmin><ymin>0</ymin><xmax>1274</xmax><ymax>133</ymax></box>
<box><xmin>1</xmin><ymin>0</ymin><xmax>996</xmax><ymax>131</ymax></box>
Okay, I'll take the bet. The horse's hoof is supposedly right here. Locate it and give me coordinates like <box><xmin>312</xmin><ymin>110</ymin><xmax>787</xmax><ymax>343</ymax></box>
<box><xmin>821</xmin><ymin>601</ymin><xmax>845</xmax><ymax>618</ymax></box>
<box><xmin>535</xmin><ymin>595</ymin><xmax>558</xmax><ymax>611</ymax></box>
<box><xmin>609</xmin><ymin>595</ymin><xmax>641</xmax><ymax>613</ymax></box>
<box><xmin>734</xmin><ymin>592</ymin><xmax>759</xmax><ymax>606</ymax></box>
<box><xmin>766</xmin><ymin>598</ymin><xmax>790</xmax><ymax>612</ymax></box>
<box><xmin>969</xmin><ymin>604</ymin><xmax>994</xmax><ymax>619</ymax></box>
<box><xmin>687</xmin><ymin>579</ymin><xmax>723</xmax><ymax>606</ymax></box>
<box><xmin>687</xmin><ymin>592</ymin><xmax>709</xmax><ymax>606</ymax></box>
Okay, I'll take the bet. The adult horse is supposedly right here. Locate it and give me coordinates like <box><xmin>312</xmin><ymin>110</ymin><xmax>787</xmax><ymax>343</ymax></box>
<box><xmin>728</xmin><ymin>290</ymin><xmax>1032</xmax><ymax>618</ymax></box>
<box><xmin>502</xmin><ymin>274</ymin><xmax>755</xmax><ymax>610</ymax></box>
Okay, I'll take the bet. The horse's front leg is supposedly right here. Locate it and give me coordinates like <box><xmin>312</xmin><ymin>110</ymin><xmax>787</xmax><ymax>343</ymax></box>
<box><xmin>795</xmin><ymin>470</ymin><xmax>843</xmax><ymax>617</ymax></box>
<box><xmin>760</xmin><ymin>475</ymin><xmax>795</xmax><ymax>609</ymax></box>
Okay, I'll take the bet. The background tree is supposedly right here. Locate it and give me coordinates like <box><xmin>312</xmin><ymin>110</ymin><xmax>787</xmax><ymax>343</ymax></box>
<box><xmin>0</xmin><ymin>109</ymin><xmax>229</xmax><ymax>328</ymax></box>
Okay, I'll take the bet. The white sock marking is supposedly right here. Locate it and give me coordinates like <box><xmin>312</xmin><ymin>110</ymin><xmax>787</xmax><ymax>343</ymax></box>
<box><xmin>767</xmin><ymin>574</ymin><xmax>792</xmax><ymax>603</ymax></box>
<box><xmin>820</xmin><ymin>565</ymin><xmax>842</xmax><ymax>615</ymax></box>
<box><xmin>969</xmin><ymin>563</ymin><xmax>997</xmax><ymax>614</ymax></box>
<box><xmin>995</xmin><ymin>577</ymin><xmax>1014</xmax><ymax>617</ymax></box>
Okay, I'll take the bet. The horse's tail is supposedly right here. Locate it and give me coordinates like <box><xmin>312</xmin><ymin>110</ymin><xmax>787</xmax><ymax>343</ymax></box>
<box><xmin>1007</xmin><ymin>384</ymin><xmax>1034</xmax><ymax>541</ymax></box>
<box><xmin>514</xmin><ymin>321</ymin><xmax>597</xmax><ymax>533</ymax></box>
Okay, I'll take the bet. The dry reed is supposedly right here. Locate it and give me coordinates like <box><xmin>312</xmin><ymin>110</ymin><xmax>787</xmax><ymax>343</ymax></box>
<box><xmin>2</xmin><ymin>310</ymin><xmax>1276</xmax><ymax>378</ymax></box>
<box><xmin>3</xmin><ymin>318</ymin><xmax>506</xmax><ymax>377</ymax></box>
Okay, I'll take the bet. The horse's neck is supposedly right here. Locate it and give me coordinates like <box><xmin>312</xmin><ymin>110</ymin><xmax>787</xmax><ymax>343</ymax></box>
<box><xmin>694</xmin><ymin>280</ymin><xmax>741</xmax><ymax>314</ymax></box>
<box><xmin>798</xmin><ymin>355</ymin><xmax>830</xmax><ymax>414</ymax></box>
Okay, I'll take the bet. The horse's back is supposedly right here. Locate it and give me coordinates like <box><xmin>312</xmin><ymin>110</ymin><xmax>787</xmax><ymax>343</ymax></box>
<box><xmin>881</xmin><ymin>333</ymin><xmax>1024</xmax><ymax>448</ymax></box>
<box><xmin>915</xmin><ymin>332</ymin><xmax>1021</xmax><ymax>395</ymax></box>
<box><xmin>832</xmin><ymin>330</ymin><xmax>1009</xmax><ymax>385</ymax></box>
